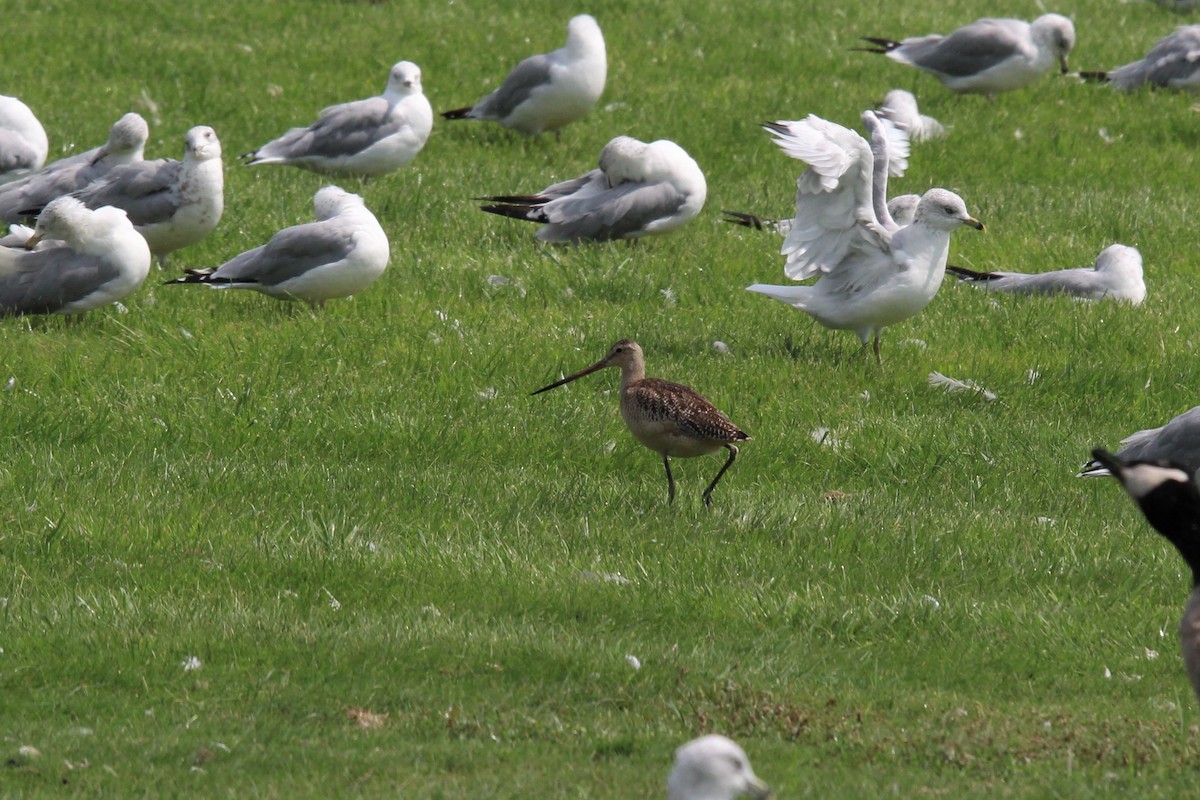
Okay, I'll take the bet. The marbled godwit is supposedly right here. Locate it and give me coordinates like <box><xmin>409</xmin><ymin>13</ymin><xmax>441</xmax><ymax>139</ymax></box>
<box><xmin>1090</xmin><ymin>448</ymin><xmax>1200</xmax><ymax>707</ymax></box>
<box><xmin>531</xmin><ymin>340</ymin><xmax>748</xmax><ymax>506</ymax></box>
<box><xmin>668</xmin><ymin>735</ymin><xmax>771</xmax><ymax>800</ymax></box>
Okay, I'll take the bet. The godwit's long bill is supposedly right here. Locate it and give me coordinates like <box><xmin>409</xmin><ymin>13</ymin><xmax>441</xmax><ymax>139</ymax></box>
<box><xmin>532</xmin><ymin>340</ymin><xmax>749</xmax><ymax>507</ymax></box>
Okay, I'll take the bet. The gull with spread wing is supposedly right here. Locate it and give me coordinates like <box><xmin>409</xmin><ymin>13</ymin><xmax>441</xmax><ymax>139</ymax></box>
<box><xmin>746</xmin><ymin>111</ymin><xmax>983</xmax><ymax>362</ymax></box>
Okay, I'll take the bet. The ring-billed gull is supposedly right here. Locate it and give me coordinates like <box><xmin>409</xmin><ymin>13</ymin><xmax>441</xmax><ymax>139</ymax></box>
<box><xmin>858</xmin><ymin>14</ymin><xmax>1076</xmax><ymax>95</ymax></box>
<box><xmin>668</xmin><ymin>735</ymin><xmax>770</xmax><ymax>800</ymax></box>
<box><xmin>948</xmin><ymin>244</ymin><xmax>1145</xmax><ymax>304</ymax></box>
<box><xmin>0</xmin><ymin>112</ymin><xmax>149</xmax><ymax>224</ymax></box>
<box><xmin>0</xmin><ymin>95</ymin><xmax>48</xmax><ymax>184</ymax></box>
<box><xmin>442</xmin><ymin>15</ymin><xmax>606</xmax><ymax>136</ymax></box>
<box><xmin>241</xmin><ymin>61</ymin><xmax>432</xmax><ymax>177</ymax></box>
<box><xmin>165</xmin><ymin>186</ymin><xmax>388</xmax><ymax>307</ymax></box>
<box><xmin>531</xmin><ymin>340</ymin><xmax>748</xmax><ymax>507</ymax></box>
<box><xmin>0</xmin><ymin>197</ymin><xmax>150</xmax><ymax>317</ymax></box>
<box><xmin>1079</xmin><ymin>406</ymin><xmax>1200</xmax><ymax>477</ymax></box>
<box><xmin>1088</xmin><ymin>448</ymin><xmax>1200</xmax><ymax>708</ymax></box>
<box><xmin>875</xmin><ymin>90</ymin><xmax>945</xmax><ymax>142</ymax></box>
<box><xmin>1081</xmin><ymin>26</ymin><xmax>1200</xmax><ymax>91</ymax></box>
<box><xmin>38</xmin><ymin>125</ymin><xmax>224</xmax><ymax>267</ymax></box>
<box><xmin>480</xmin><ymin>135</ymin><xmax>706</xmax><ymax>243</ymax></box>
<box><xmin>746</xmin><ymin>112</ymin><xmax>983</xmax><ymax>362</ymax></box>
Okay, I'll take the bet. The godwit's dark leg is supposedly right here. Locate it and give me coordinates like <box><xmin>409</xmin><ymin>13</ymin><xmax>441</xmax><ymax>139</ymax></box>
<box><xmin>662</xmin><ymin>453</ymin><xmax>676</xmax><ymax>505</ymax></box>
<box><xmin>702</xmin><ymin>444</ymin><xmax>740</xmax><ymax>508</ymax></box>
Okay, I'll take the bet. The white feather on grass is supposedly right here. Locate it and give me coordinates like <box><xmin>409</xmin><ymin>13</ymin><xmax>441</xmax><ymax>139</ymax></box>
<box><xmin>928</xmin><ymin>371</ymin><xmax>997</xmax><ymax>401</ymax></box>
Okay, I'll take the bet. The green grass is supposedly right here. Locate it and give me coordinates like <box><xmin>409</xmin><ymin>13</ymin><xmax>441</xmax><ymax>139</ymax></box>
<box><xmin>3</xmin><ymin>0</ymin><xmax>1200</xmax><ymax>796</ymax></box>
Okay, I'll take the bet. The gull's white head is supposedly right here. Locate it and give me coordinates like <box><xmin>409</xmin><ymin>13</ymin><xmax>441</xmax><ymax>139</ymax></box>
<box><xmin>915</xmin><ymin>189</ymin><xmax>984</xmax><ymax>233</ymax></box>
<box><xmin>185</xmin><ymin>126</ymin><xmax>222</xmax><ymax>161</ymax></box>
<box><xmin>566</xmin><ymin>14</ymin><xmax>603</xmax><ymax>49</ymax></box>
<box><xmin>1031</xmin><ymin>14</ymin><xmax>1076</xmax><ymax>72</ymax></box>
<box><xmin>26</xmin><ymin>196</ymin><xmax>92</xmax><ymax>249</ymax></box>
<box><xmin>1095</xmin><ymin>244</ymin><xmax>1142</xmax><ymax>275</ymax></box>
<box><xmin>599</xmin><ymin>135</ymin><xmax>649</xmax><ymax>185</ymax></box>
<box><xmin>667</xmin><ymin>735</ymin><xmax>771</xmax><ymax>800</ymax></box>
<box><xmin>107</xmin><ymin>112</ymin><xmax>150</xmax><ymax>158</ymax></box>
<box><xmin>880</xmin><ymin>90</ymin><xmax>920</xmax><ymax>123</ymax></box>
<box><xmin>387</xmin><ymin>61</ymin><xmax>423</xmax><ymax>95</ymax></box>
<box><xmin>313</xmin><ymin>185</ymin><xmax>361</xmax><ymax>220</ymax></box>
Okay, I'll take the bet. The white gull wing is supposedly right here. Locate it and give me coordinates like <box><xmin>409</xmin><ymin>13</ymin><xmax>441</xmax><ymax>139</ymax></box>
<box><xmin>764</xmin><ymin>115</ymin><xmax>887</xmax><ymax>281</ymax></box>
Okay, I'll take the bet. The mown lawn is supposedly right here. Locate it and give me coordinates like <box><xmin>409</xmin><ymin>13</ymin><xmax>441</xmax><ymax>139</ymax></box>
<box><xmin>3</xmin><ymin>0</ymin><xmax>1200</xmax><ymax>796</ymax></box>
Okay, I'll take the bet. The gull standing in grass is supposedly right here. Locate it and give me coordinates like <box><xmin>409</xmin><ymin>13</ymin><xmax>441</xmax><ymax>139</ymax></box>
<box><xmin>25</xmin><ymin>125</ymin><xmax>223</xmax><ymax>268</ymax></box>
<box><xmin>0</xmin><ymin>112</ymin><xmax>149</xmax><ymax>224</ymax></box>
<box><xmin>668</xmin><ymin>735</ymin><xmax>771</xmax><ymax>800</ymax></box>
<box><xmin>1089</xmin><ymin>448</ymin><xmax>1200</xmax><ymax>707</ymax></box>
<box><xmin>165</xmin><ymin>186</ymin><xmax>388</xmax><ymax>308</ymax></box>
<box><xmin>948</xmin><ymin>244</ymin><xmax>1145</xmax><ymax>304</ymax></box>
<box><xmin>0</xmin><ymin>197</ymin><xmax>150</xmax><ymax>317</ymax></box>
<box><xmin>746</xmin><ymin>112</ymin><xmax>983</xmax><ymax>362</ymax></box>
<box><xmin>1081</xmin><ymin>26</ymin><xmax>1200</xmax><ymax>91</ymax></box>
<box><xmin>875</xmin><ymin>90</ymin><xmax>945</xmax><ymax>142</ymax></box>
<box><xmin>1079</xmin><ymin>406</ymin><xmax>1200</xmax><ymax>476</ymax></box>
<box><xmin>480</xmin><ymin>135</ymin><xmax>706</xmax><ymax>243</ymax></box>
<box><xmin>0</xmin><ymin>95</ymin><xmax>48</xmax><ymax>184</ymax></box>
<box><xmin>441</xmin><ymin>14</ymin><xmax>606</xmax><ymax>136</ymax></box>
<box><xmin>532</xmin><ymin>340</ymin><xmax>748</xmax><ymax>507</ymax></box>
<box><xmin>241</xmin><ymin>61</ymin><xmax>432</xmax><ymax>177</ymax></box>
<box><xmin>857</xmin><ymin>14</ymin><xmax>1076</xmax><ymax>96</ymax></box>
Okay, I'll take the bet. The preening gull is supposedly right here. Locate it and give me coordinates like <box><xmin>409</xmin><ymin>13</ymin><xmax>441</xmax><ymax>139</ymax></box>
<box><xmin>858</xmin><ymin>14</ymin><xmax>1076</xmax><ymax>95</ymax></box>
<box><xmin>442</xmin><ymin>14</ymin><xmax>606</xmax><ymax>135</ymax></box>
<box><xmin>1080</xmin><ymin>406</ymin><xmax>1200</xmax><ymax>477</ymax></box>
<box><xmin>0</xmin><ymin>95</ymin><xmax>48</xmax><ymax>184</ymax></box>
<box><xmin>746</xmin><ymin>112</ymin><xmax>983</xmax><ymax>362</ymax></box>
<box><xmin>165</xmin><ymin>186</ymin><xmax>388</xmax><ymax>307</ymax></box>
<box><xmin>0</xmin><ymin>197</ymin><xmax>150</xmax><ymax>317</ymax></box>
<box><xmin>1084</xmin><ymin>26</ymin><xmax>1200</xmax><ymax>91</ymax></box>
<box><xmin>668</xmin><ymin>735</ymin><xmax>771</xmax><ymax>800</ymax></box>
<box><xmin>948</xmin><ymin>244</ymin><xmax>1145</xmax><ymax>304</ymax></box>
<box><xmin>241</xmin><ymin>61</ymin><xmax>432</xmax><ymax>177</ymax></box>
<box><xmin>875</xmin><ymin>90</ymin><xmax>946</xmax><ymax>142</ymax></box>
<box><xmin>1088</xmin><ymin>448</ymin><xmax>1200</xmax><ymax>708</ymax></box>
<box><xmin>47</xmin><ymin>125</ymin><xmax>224</xmax><ymax>266</ymax></box>
<box><xmin>480</xmin><ymin>135</ymin><xmax>706</xmax><ymax>243</ymax></box>
<box><xmin>0</xmin><ymin>112</ymin><xmax>149</xmax><ymax>224</ymax></box>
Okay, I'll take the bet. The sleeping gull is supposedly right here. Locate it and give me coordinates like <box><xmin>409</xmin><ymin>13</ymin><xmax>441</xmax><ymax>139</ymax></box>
<box><xmin>36</xmin><ymin>125</ymin><xmax>224</xmax><ymax>267</ymax></box>
<box><xmin>442</xmin><ymin>14</ymin><xmax>606</xmax><ymax>136</ymax></box>
<box><xmin>165</xmin><ymin>186</ymin><xmax>388</xmax><ymax>307</ymax></box>
<box><xmin>1088</xmin><ymin>448</ymin><xmax>1200</xmax><ymax>709</ymax></box>
<box><xmin>746</xmin><ymin>112</ymin><xmax>983</xmax><ymax>362</ymax></box>
<box><xmin>241</xmin><ymin>61</ymin><xmax>432</xmax><ymax>177</ymax></box>
<box><xmin>0</xmin><ymin>197</ymin><xmax>150</xmax><ymax>317</ymax></box>
<box><xmin>1080</xmin><ymin>406</ymin><xmax>1200</xmax><ymax>477</ymax></box>
<box><xmin>0</xmin><ymin>95</ymin><xmax>48</xmax><ymax>185</ymax></box>
<box><xmin>1081</xmin><ymin>26</ymin><xmax>1200</xmax><ymax>91</ymax></box>
<box><xmin>875</xmin><ymin>90</ymin><xmax>946</xmax><ymax>142</ymax></box>
<box><xmin>668</xmin><ymin>735</ymin><xmax>770</xmax><ymax>800</ymax></box>
<box><xmin>479</xmin><ymin>135</ymin><xmax>706</xmax><ymax>243</ymax></box>
<box><xmin>858</xmin><ymin>14</ymin><xmax>1076</xmax><ymax>95</ymax></box>
<box><xmin>949</xmin><ymin>244</ymin><xmax>1145</xmax><ymax>304</ymax></box>
<box><xmin>0</xmin><ymin>112</ymin><xmax>149</xmax><ymax>224</ymax></box>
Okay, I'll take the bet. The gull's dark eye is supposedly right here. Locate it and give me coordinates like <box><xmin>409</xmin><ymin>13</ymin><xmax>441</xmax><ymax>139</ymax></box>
<box><xmin>943</xmin><ymin>205</ymin><xmax>955</xmax><ymax>214</ymax></box>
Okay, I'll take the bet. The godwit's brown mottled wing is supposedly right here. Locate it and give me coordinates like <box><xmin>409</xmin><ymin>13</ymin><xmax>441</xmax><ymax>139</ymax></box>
<box><xmin>625</xmin><ymin>378</ymin><xmax>749</xmax><ymax>443</ymax></box>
